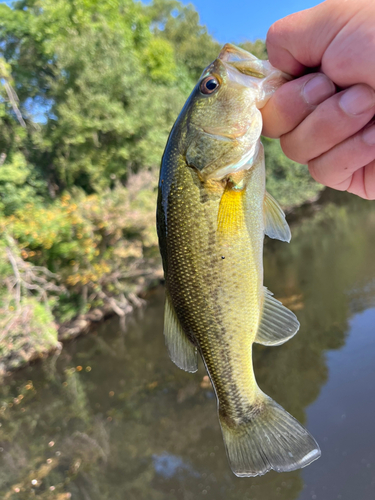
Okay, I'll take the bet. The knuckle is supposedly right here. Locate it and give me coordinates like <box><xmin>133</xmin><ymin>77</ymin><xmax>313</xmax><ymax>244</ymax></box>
<box><xmin>364</xmin><ymin>163</ymin><xmax>375</xmax><ymax>199</ymax></box>
<box><xmin>321</xmin><ymin>52</ymin><xmax>343</xmax><ymax>84</ymax></box>
<box><xmin>308</xmin><ymin>162</ymin><xmax>344</xmax><ymax>190</ymax></box>
<box><xmin>261</xmin><ymin>100</ymin><xmax>282</xmax><ymax>139</ymax></box>
<box><xmin>266</xmin><ymin>20</ymin><xmax>290</xmax><ymax>65</ymax></box>
<box><xmin>280</xmin><ymin>134</ymin><xmax>308</xmax><ymax>164</ymax></box>
<box><xmin>308</xmin><ymin>160</ymin><xmax>337</xmax><ymax>188</ymax></box>
<box><xmin>266</xmin><ymin>23</ymin><xmax>280</xmax><ymax>48</ymax></box>
<box><xmin>308</xmin><ymin>162</ymin><xmax>321</xmax><ymax>183</ymax></box>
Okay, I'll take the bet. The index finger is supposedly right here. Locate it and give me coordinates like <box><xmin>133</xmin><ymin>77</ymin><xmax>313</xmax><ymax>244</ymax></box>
<box><xmin>261</xmin><ymin>73</ymin><xmax>336</xmax><ymax>138</ymax></box>
<box><xmin>266</xmin><ymin>0</ymin><xmax>353</xmax><ymax>75</ymax></box>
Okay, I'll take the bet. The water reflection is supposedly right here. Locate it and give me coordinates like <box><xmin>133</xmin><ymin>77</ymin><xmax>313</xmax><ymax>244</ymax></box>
<box><xmin>152</xmin><ymin>453</ymin><xmax>200</xmax><ymax>479</ymax></box>
<box><xmin>300</xmin><ymin>307</ymin><xmax>375</xmax><ymax>500</ymax></box>
<box><xmin>0</xmin><ymin>192</ymin><xmax>375</xmax><ymax>499</ymax></box>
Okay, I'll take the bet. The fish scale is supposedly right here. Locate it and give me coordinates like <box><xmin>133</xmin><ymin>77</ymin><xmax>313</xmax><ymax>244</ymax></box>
<box><xmin>157</xmin><ymin>43</ymin><xmax>321</xmax><ymax>477</ymax></box>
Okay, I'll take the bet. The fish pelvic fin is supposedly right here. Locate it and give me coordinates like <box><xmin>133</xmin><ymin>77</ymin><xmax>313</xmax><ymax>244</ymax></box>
<box><xmin>264</xmin><ymin>191</ymin><xmax>291</xmax><ymax>242</ymax></box>
<box><xmin>219</xmin><ymin>393</ymin><xmax>321</xmax><ymax>477</ymax></box>
<box><xmin>255</xmin><ymin>287</ymin><xmax>300</xmax><ymax>346</ymax></box>
<box><xmin>164</xmin><ymin>294</ymin><xmax>198</xmax><ymax>373</ymax></box>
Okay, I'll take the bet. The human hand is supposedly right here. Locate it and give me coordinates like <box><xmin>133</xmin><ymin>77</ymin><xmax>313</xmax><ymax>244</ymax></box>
<box><xmin>261</xmin><ymin>0</ymin><xmax>375</xmax><ymax>200</ymax></box>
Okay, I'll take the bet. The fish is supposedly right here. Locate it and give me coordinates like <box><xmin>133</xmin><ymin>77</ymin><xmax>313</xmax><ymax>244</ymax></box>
<box><xmin>156</xmin><ymin>43</ymin><xmax>321</xmax><ymax>477</ymax></box>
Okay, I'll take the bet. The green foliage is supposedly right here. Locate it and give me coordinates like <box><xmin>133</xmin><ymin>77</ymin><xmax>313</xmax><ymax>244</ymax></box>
<box><xmin>43</xmin><ymin>19</ymin><xmax>185</xmax><ymax>189</ymax></box>
<box><xmin>0</xmin><ymin>236</ymin><xmax>60</xmax><ymax>370</ymax></box>
<box><xmin>147</xmin><ymin>0</ymin><xmax>221</xmax><ymax>82</ymax></box>
<box><xmin>0</xmin><ymin>0</ymin><xmax>189</xmax><ymax>192</ymax></box>
<box><xmin>263</xmin><ymin>137</ymin><xmax>324</xmax><ymax>209</ymax></box>
<box><xmin>0</xmin><ymin>55</ymin><xmax>46</xmax><ymax>215</ymax></box>
<box><xmin>1</xmin><ymin>171</ymin><xmax>160</xmax><ymax>322</ymax></box>
<box><xmin>240</xmin><ymin>39</ymin><xmax>268</xmax><ymax>60</ymax></box>
<box><xmin>0</xmin><ymin>151</ymin><xmax>46</xmax><ymax>215</ymax></box>
<box><xmin>142</xmin><ymin>37</ymin><xmax>178</xmax><ymax>84</ymax></box>
<box><xmin>0</xmin><ymin>297</ymin><xmax>58</xmax><ymax>367</ymax></box>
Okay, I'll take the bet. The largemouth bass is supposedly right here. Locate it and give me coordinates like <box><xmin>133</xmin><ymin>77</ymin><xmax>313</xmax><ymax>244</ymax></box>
<box><xmin>157</xmin><ymin>44</ymin><xmax>321</xmax><ymax>477</ymax></box>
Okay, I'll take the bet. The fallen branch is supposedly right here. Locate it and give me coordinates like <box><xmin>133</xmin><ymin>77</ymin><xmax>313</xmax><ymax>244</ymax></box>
<box><xmin>4</xmin><ymin>239</ymin><xmax>66</xmax><ymax>309</ymax></box>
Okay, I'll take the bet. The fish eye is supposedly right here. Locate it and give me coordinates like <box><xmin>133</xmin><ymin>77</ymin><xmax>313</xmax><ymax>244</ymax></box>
<box><xmin>200</xmin><ymin>76</ymin><xmax>220</xmax><ymax>95</ymax></box>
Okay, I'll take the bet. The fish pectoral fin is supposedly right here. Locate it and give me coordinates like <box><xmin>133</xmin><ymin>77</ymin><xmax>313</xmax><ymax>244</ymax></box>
<box><xmin>164</xmin><ymin>295</ymin><xmax>198</xmax><ymax>373</ymax></box>
<box><xmin>263</xmin><ymin>191</ymin><xmax>291</xmax><ymax>242</ymax></box>
<box><xmin>255</xmin><ymin>288</ymin><xmax>299</xmax><ymax>346</ymax></box>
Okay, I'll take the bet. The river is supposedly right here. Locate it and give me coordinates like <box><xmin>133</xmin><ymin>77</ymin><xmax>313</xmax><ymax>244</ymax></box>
<box><xmin>1</xmin><ymin>191</ymin><xmax>375</xmax><ymax>500</ymax></box>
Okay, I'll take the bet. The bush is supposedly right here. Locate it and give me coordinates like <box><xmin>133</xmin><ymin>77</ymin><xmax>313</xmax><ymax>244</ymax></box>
<box><xmin>1</xmin><ymin>171</ymin><xmax>161</xmax><ymax>323</ymax></box>
<box><xmin>263</xmin><ymin>137</ymin><xmax>324</xmax><ymax>210</ymax></box>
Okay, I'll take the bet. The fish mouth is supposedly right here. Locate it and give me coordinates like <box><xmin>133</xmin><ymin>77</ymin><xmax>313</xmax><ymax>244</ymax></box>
<box><xmin>219</xmin><ymin>44</ymin><xmax>268</xmax><ymax>79</ymax></box>
<box><xmin>218</xmin><ymin>43</ymin><xmax>291</xmax><ymax>107</ymax></box>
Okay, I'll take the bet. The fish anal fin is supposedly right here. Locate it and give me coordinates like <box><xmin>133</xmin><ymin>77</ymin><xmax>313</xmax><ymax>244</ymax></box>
<box><xmin>264</xmin><ymin>191</ymin><xmax>291</xmax><ymax>242</ymax></box>
<box><xmin>164</xmin><ymin>295</ymin><xmax>198</xmax><ymax>373</ymax></box>
<box><xmin>255</xmin><ymin>288</ymin><xmax>299</xmax><ymax>346</ymax></box>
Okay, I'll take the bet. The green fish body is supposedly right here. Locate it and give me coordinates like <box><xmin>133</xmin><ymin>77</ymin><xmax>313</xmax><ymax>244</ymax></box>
<box><xmin>157</xmin><ymin>44</ymin><xmax>320</xmax><ymax>477</ymax></box>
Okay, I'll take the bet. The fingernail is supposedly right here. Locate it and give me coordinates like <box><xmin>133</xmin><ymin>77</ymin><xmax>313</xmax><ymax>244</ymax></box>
<box><xmin>363</xmin><ymin>122</ymin><xmax>375</xmax><ymax>145</ymax></box>
<box><xmin>339</xmin><ymin>85</ymin><xmax>375</xmax><ymax>115</ymax></box>
<box><xmin>302</xmin><ymin>74</ymin><xmax>335</xmax><ymax>105</ymax></box>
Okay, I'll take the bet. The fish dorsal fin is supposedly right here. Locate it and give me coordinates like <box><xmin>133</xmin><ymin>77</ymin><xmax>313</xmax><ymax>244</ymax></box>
<box><xmin>164</xmin><ymin>295</ymin><xmax>198</xmax><ymax>373</ymax></box>
<box><xmin>263</xmin><ymin>191</ymin><xmax>291</xmax><ymax>242</ymax></box>
<box><xmin>255</xmin><ymin>288</ymin><xmax>299</xmax><ymax>346</ymax></box>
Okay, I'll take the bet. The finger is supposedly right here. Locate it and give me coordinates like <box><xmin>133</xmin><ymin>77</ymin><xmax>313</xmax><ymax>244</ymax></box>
<box><xmin>280</xmin><ymin>84</ymin><xmax>375</xmax><ymax>164</ymax></box>
<box><xmin>317</xmin><ymin>161</ymin><xmax>375</xmax><ymax>201</ymax></box>
<box><xmin>266</xmin><ymin>0</ymin><xmax>375</xmax><ymax>89</ymax></box>
<box><xmin>262</xmin><ymin>73</ymin><xmax>336</xmax><ymax>138</ymax></box>
<box><xmin>266</xmin><ymin>1</ymin><xmax>351</xmax><ymax>75</ymax></box>
<box><xmin>346</xmin><ymin>161</ymin><xmax>375</xmax><ymax>200</ymax></box>
<box><xmin>308</xmin><ymin>121</ymin><xmax>375</xmax><ymax>196</ymax></box>
<box><xmin>321</xmin><ymin>2</ymin><xmax>375</xmax><ymax>89</ymax></box>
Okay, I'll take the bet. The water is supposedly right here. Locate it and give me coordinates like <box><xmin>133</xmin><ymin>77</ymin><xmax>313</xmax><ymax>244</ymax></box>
<box><xmin>1</xmin><ymin>192</ymin><xmax>375</xmax><ymax>500</ymax></box>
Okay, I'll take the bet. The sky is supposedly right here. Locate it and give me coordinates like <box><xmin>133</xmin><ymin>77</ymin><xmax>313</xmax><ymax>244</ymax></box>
<box><xmin>178</xmin><ymin>0</ymin><xmax>323</xmax><ymax>43</ymax></box>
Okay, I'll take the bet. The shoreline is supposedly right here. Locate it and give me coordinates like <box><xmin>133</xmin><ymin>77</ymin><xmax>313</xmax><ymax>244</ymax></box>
<box><xmin>0</xmin><ymin>281</ymin><xmax>163</xmax><ymax>380</ymax></box>
<box><xmin>0</xmin><ymin>187</ymin><xmax>335</xmax><ymax>379</ymax></box>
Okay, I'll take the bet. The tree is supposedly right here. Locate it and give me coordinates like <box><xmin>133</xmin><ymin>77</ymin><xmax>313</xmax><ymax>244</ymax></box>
<box><xmin>0</xmin><ymin>0</ymin><xmax>188</xmax><ymax>192</ymax></box>
<box><xmin>147</xmin><ymin>0</ymin><xmax>221</xmax><ymax>84</ymax></box>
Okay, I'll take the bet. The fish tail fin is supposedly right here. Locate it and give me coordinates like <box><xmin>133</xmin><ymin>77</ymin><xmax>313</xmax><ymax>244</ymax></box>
<box><xmin>219</xmin><ymin>392</ymin><xmax>321</xmax><ymax>477</ymax></box>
